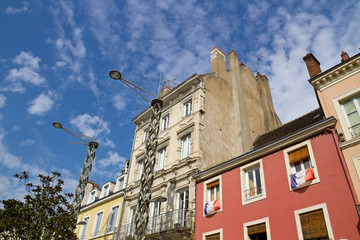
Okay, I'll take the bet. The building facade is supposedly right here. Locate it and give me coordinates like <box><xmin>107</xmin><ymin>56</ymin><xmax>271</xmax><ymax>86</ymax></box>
<box><xmin>304</xmin><ymin>51</ymin><xmax>360</xmax><ymax>203</ymax></box>
<box><xmin>75</xmin><ymin>172</ymin><xmax>127</xmax><ymax>240</ymax></box>
<box><xmin>194</xmin><ymin>110</ymin><xmax>360</xmax><ymax>239</ymax></box>
<box><xmin>118</xmin><ymin>47</ymin><xmax>281</xmax><ymax>239</ymax></box>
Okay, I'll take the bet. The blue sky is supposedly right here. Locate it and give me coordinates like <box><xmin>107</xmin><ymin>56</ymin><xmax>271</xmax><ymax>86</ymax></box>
<box><xmin>1</xmin><ymin>0</ymin><xmax>359</xmax><ymax>202</ymax></box>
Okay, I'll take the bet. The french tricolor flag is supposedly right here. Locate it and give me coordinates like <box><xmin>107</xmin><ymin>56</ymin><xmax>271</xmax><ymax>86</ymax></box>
<box><xmin>291</xmin><ymin>168</ymin><xmax>315</xmax><ymax>188</ymax></box>
<box><xmin>204</xmin><ymin>199</ymin><xmax>221</xmax><ymax>215</ymax></box>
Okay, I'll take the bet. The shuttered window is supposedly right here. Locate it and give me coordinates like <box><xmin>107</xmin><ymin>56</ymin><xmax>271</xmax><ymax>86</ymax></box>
<box><xmin>300</xmin><ymin>209</ymin><xmax>329</xmax><ymax>240</ymax></box>
<box><xmin>289</xmin><ymin>146</ymin><xmax>309</xmax><ymax>164</ymax></box>
<box><xmin>205</xmin><ymin>233</ymin><xmax>220</xmax><ymax>240</ymax></box>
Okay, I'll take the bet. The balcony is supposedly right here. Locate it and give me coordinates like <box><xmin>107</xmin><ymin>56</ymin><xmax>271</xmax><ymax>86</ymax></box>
<box><xmin>115</xmin><ymin>209</ymin><xmax>194</xmax><ymax>240</ymax></box>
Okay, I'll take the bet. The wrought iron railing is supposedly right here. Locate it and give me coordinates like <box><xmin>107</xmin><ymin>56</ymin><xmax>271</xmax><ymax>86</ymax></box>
<box><xmin>114</xmin><ymin>208</ymin><xmax>194</xmax><ymax>239</ymax></box>
<box><xmin>244</xmin><ymin>186</ymin><xmax>263</xmax><ymax>200</ymax></box>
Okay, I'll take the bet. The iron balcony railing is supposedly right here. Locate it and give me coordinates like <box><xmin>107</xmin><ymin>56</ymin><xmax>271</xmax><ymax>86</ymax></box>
<box><xmin>114</xmin><ymin>208</ymin><xmax>194</xmax><ymax>239</ymax></box>
<box><xmin>244</xmin><ymin>186</ymin><xmax>263</xmax><ymax>200</ymax></box>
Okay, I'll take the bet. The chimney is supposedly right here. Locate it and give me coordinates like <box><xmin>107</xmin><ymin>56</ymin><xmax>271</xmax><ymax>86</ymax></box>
<box><xmin>341</xmin><ymin>51</ymin><xmax>349</xmax><ymax>62</ymax></box>
<box><xmin>211</xmin><ymin>47</ymin><xmax>227</xmax><ymax>75</ymax></box>
<box><xmin>303</xmin><ymin>53</ymin><xmax>322</xmax><ymax>78</ymax></box>
<box><xmin>159</xmin><ymin>85</ymin><xmax>171</xmax><ymax>98</ymax></box>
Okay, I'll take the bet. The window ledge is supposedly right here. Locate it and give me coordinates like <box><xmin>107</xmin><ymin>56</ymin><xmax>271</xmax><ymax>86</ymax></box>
<box><xmin>340</xmin><ymin>136</ymin><xmax>360</xmax><ymax>149</ymax></box>
<box><xmin>242</xmin><ymin>194</ymin><xmax>267</xmax><ymax>205</ymax></box>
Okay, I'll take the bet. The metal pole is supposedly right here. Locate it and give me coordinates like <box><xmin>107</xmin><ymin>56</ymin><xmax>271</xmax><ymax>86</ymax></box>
<box><xmin>134</xmin><ymin>99</ymin><xmax>163</xmax><ymax>240</ymax></box>
<box><xmin>73</xmin><ymin>141</ymin><xmax>99</xmax><ymax>215</ymax></box>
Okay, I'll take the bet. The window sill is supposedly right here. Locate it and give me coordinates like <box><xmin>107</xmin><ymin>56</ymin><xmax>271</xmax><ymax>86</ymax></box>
<box><xmin>340</xmin><ymin>135</ymin><xmax>360</xmax><ymax>150</ymax></box>
<box><xmin>242</xmin><ymin>194</ymin><xmax>266</xmax><ymax>205</ymax></box>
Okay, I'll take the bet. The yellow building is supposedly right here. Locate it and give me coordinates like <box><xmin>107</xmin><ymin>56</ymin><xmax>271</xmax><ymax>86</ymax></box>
<box><xmin>75</xmin><ymin>172</ymin><xmax>127</xmax><ymax>240</ymax></box>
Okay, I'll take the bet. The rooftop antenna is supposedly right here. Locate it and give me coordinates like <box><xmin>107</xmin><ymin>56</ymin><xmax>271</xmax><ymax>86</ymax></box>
<box><xmin>257</xmin><ymin>54</ymin><xmax>268</xmax><ymax>74</ymax></box>
<box><xmin>157</xmin><ymin>72</ymin><xmax>163</xmax><ymax>97</ymax></box>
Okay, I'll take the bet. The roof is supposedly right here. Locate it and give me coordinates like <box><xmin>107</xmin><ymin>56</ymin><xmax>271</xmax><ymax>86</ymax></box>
<box><xmin>252</xmin><ymin>108</ymin><xmax>324</xmax><ymax>149</ymax></box>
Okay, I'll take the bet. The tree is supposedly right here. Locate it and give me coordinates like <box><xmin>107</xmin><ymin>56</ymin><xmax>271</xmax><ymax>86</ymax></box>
<box><xmin>0</xmin><ymin>171</ymin><xmax>77</xmax><ymax>240</ymax></box>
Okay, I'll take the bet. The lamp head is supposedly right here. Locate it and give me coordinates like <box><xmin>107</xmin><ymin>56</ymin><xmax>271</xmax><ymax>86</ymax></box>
<box><xmin>52</xmin><ymin>122</ymin><xmax>63</xmax><ymax>129</ymax></box>
<box><xmin>109</xmin><ymin>70</ymin><xmax>122</xmax><ymax>80</ymax></box>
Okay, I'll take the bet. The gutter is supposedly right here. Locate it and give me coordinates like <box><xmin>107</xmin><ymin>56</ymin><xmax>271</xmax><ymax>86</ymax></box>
<box><xmin>194</xmin><ymin>117</ymin><xmax>337</xmax><ymax>182</ymax></box>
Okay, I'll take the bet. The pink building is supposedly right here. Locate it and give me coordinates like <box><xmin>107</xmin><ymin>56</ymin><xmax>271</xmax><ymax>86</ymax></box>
<box><xmin>304</xmin><ymin>52</ymin><xmax>360</xmax><ymax>204</ymax></box>
<box><xmin>194</xmin><ymin>110</ymin><xmax>359</xmax><ymax>240</ymax></box>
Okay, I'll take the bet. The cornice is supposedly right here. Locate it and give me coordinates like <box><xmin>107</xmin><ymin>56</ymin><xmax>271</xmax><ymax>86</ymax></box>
<box><xmin>309</xmin><ymin>53</ymin><xmax>360</xmax><ymax>91</ymax></box>
<box><xmin>80</xmin><ymin>190</ymin><xmax>124</xmax><ymax>212</ymax></box>
<box><xmin>194</xmin><ymin>117</ymin><xmax>337</xmax><ymax>182</ymax></box>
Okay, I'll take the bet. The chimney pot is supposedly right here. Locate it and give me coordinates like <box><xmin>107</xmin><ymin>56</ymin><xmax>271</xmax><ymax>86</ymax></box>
<box><xmin>341</xmin><ymin>51</ymin><xmax>349</xmax><ymax>62</ymax></box>
<box><xmin>303</xmin><ymin>53</ymin><xmax>322</xmax><ymax>78</ymax></box>
<box><xmin>159</xmin><ymin>85</ymin><xmax>171</xmax><ymax>98</ymax></box>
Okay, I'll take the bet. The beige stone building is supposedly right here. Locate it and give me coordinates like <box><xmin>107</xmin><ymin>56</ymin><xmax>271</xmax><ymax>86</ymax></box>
<box><xmin>304</xmin><ymin>51</ymin><xmax>360</xmax><ymax>204</ymax></box>
<box><xmin>119</xmin><ymin>47</ymin><xmax>281</xmax><ymax>239</ymax></box>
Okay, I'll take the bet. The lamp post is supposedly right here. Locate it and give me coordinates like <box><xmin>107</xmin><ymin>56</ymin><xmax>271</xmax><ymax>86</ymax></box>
<box><xmin>52</xmin><ymin>122</ymin><xmax>99</xmax><ymax>219</ymax></box>
<box><xmin>109</xmin><ymin>70</ymin><xmax>163</xmax><ymax>240</ymax></box>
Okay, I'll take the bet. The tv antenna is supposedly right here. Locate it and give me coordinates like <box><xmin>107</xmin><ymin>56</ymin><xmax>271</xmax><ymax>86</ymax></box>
<box><xmin>52</xmin><ymin>121</ymin><xmax>99</xmax><ymax>216</ymax></box>
<box><xmin>257</xmin><ymin>54</ymin><xmax>268</xmax><ymax>74</ymax></box>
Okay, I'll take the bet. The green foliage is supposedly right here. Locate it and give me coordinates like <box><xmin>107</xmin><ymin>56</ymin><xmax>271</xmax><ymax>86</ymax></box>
<box><xmin>0</xmin><ymin>171</ymin><xmax>77</xmax><ymax>240</ymax></box>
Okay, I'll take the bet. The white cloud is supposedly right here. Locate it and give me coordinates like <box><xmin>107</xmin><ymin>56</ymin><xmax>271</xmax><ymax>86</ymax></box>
<box><xmin>0</xmin><ymin>94</ymin><xmax>6</xmax><ymax>108</ymax></box>
<box><xmin>0</xmin><ymin>129</ymin><xmax>23</xmax><ymax>169</ymax></box>
<box><xmin>100</xmin><ymin>138</ymin><xmax>115</xmax><ymax>148</ymax></box>
<box><xmin>3</xmin><ymin>51</ymin><xmax>46</xmax><ymax>93</ymax></box>
<box><xmin>97</xmin><ymin>151</ymin><xmax>126</xmax><ymax>168</ymax></box>
<box><xmin>19</xmin><ymin>139</ymin><xmax>36</xmax><ymax>147</ymax></box>
<box><xmin>112</xmin><ymin>93</ymin><xmax>126</xmax><ymax>111</ymax></box>
<box><xmin>70</xmin><ymin>114</ymin><xmax>110</xmax><ymax>138</ymax></box>
<box><xmin>28</xmin><ymin>91</ymin><xmax>56</xmax><ymax>115</ymax></box>
<box><xmin>6</xmin><ymin>1</ymin><xmax>29</xmax><ymax>14</ymax></box>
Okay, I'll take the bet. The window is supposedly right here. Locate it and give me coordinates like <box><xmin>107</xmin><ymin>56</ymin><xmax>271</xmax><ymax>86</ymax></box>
<box><xmin>240</xmin><ymin>159</ymin><xmax>266</xmax><ymax>205</ymax></box>
<box><xmin>150</xmin><ymin>201</ymin><xmax>160</xmax><ymax>233</ymax></box>
<box><xmin>162</xmin><ymin>114</ymin><xmax>169</xmax><ymax>130</ymax></box>
<box><xmin>158</xmin><ymin>147</ymin><xmax>166</xmax><ymax>170</ymax></box>
<box><xmin>181</xmin><ymin>134</ymin><xmax>191</xmax><ymax>159</ymax></box>
<box><xmin>283</xmin><ymin>140</ymin><xmax>320</xmax><ymax>190</ymax></box>
<box><xmin>115</xmin><ymin>177</ymin><xmax>124</xmax><ymax>191</ymax></box>
<box><xmin>243</xmin><ymin>217</ymin><xmax>271</xmax><ymax>240</ymax></box>
<box><xmin>100</xmin><ymin>184</ymin><xmax>111</xmax><ymax>198</ymax></box>
<box><xmin>342</xmin><ymin>95</ymin><xmax>360</xmax><ymax>138</ymax></box>
<box><xmin>332</xmin><ymin>87</ymin><xmax>360</xmax><ymax>141</ymax></box>
<box><xmin>142</xmin><ymin>129</ymin><xmax>148</xmax><ymax>143</ymax></box>
<box><xmin>106</xmin><ymin>205</ymin><xmax>119</xmax><ymax>233</ymax></box>
<box><xmin>294</xmin><ymin>203</ymin><xmax>334</xmax><ymax>240</ymax></box>
<box><xmin>183</xmin><ymin>100</ymin><xmax>192</xmax><ymax>117</ymax></box>
<box><xmin>126</xmin><ymin>207</ymin><xmax>136</xmax><ymax>235</ymax></box>
<box><xmin>203</xmin><ymin>176</ymin><xmax>222</xmax><ymax>216</ymax></box>
<box><xmin>79</xmin><ymin>216</ymin><xmax>89</xmax><ymax>239</ymax></box>
<box><xmin>87</xmin><ymin>189</ymin><xmax>98</xmax><ymax>204</ymax></box>
<box><xmin>203</xmin><ymin>229</ymin><xmax>223</xmax><ymax>240</ymax></box>
<box><xmin>177</xmin><ymin>189</ymin><xmax>189</xmax><ymax>227</ymax></box>
<box><xmin>137</xmin><ymin>161</ymin><xmax>143</xmax><ymax>181</ymax></box>
<box><xmin>93</xmin><ymin>211</ymin><xmax>103</xmax><ymax>236</ymax></box>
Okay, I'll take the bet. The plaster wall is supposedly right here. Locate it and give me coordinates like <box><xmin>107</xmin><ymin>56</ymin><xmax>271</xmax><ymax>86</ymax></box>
<box><xmin>195</xmin><ymin>131</ymin><xmax>359</xmax><ymax>239</ymax></box>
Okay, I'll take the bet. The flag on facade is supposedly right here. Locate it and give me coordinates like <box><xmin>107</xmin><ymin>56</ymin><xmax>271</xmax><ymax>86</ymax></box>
<box><xmin>204</xmin><ymin>199</ymin><xmax>221</xmax><ymax>215</ymax></box>
<box><xmin>291</xmin><ymin>168</ymin><xmax>315</xmax><ymax>188</ymax></box>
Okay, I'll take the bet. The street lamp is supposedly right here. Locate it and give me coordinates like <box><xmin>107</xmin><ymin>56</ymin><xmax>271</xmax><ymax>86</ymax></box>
<box><xmin>109</xmin><ymin>70</ymin><xmax>163</xmax><ymax>240</ymax></box>
<box><xmin>52</xmin><ymin>121</ymin><xmax>99</xmax><ymax>218</ymax></box>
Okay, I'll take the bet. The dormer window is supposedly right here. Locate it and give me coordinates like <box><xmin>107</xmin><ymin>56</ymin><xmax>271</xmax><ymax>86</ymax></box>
<box><xmin>115</xmin><ymin>177</ymin><xmax>124</xmax><ymax>192</ymax></box>
<box><xmin>100</xmin><ymin>184</ymin><xmax>111</xmax><ymax>198</ymax></box>
<box><xmin>87</xmin><ymin>190</ymin><xmax>98</xmax><ymax>204</ymax></box>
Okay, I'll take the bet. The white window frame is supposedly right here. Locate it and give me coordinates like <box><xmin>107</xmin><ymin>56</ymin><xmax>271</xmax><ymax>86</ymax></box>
<box><xmin>203</xmin><ymin>175</ymin><xmax>223</xmax><ymax>217</ymax></box>
<box><xmin>294</xmin><ymin>203</ymin><xmax>334</xmax><ymax>240</ymax></box>
<box><xmin>142</xmin><ymin>129</ymin><xmax>148</xmax><ymax>143</ymax></box>
<box><xmin>176</xmin><ymin>188</ymin><xmax>189</xmax><ymax>226</ymax></box>
<box><xmin>158</xmin><ymin>147</ymin><xmax>166</xmax><ymax>170</ymax></box>
<box><xmin>92</xmin><ymin>210</ymin><xmax>104</xmax><ymax>236</ymax></box>
<box><xmin>79</xmin><ymin>216</ymin><xmax>90</xmax><ymax>239</ymax></box>
<box><xmin>100</xmin><ymin>183</ymin><xmax>111</xmax><ymax>199</ymax></box>
<box><xmin>137</xmin><ymin>160</ymin><xmax>144</xmax><ymax>181</ymax></box>
<box><xmin>183</xmin><ymin>100</ymin><xmax>192</xmax><ymax>117</ymax></box>
<box><xmin>181</xmin><ymin>134</ymin><xmax>191</xmax><ymax>159</ymax></box>
<box><xmin>332</xmin><ymin>86</ymin><xmax>360</xmax><ymax>141</ymax></box>
<box><xmin>202</xmin><ymin>228</ymin><xmax>223</xmax><ymax>240</ymax></box>
<box><xmin>126</xmin><ymin>207</ymin><xmax>137</xmax><ymax>236</ymax></box>
<box><xmin>87</xmin><ymin>189</ymin><xmax>99</xmax><ymax>204</ymax></box>
<box><xmin>243</xmin><ymin>217</ymin><xmax>271</xmax><ymax>240</ymax></box>
<box><xmin>161</xmin><ymin>114</ymin><xmax>169</xmax><ymax>130</ymax></box>
<box><xmin>240</xmin><ymin>159</ymin><xmax>266</xmax><ymax>205</ymax></box>
<box><xmin>114</xmin><ymin>176</ymin><xmax>124</xmax><ymax>192</ymax></box>
<box><xmin>283</xmin><ymin>140</ymin><xmax>320</xmax><ymax>191</ymax></box>
<box><xmin>106</xmin><ymin>204</ymin><xmax>120</xmax><ymax>233</ymax></box>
